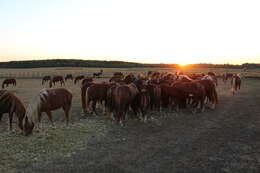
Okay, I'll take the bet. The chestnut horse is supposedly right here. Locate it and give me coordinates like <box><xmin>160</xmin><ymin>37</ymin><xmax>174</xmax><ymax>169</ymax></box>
<box><xmin>74</xmin><ymin>75</ymin><xmax>84</xmax><ymax>84</ymax></box>
<box><xmin>49</xmin><ymin>75</ymin><xmax>65</xmax><ymax>88</ymax></box>
<box><xmin>0</xmin><ymin>90</ymin><xmax>26</xmax><ymax>131</ymax></box>
<box><xmin>2</xmin><ymin>78</ymin><xmax>16</xmax><ymax>89</ymax></box>
<box><xmin>65</xmin><ymin>74</ymin><xmax>73</xmax><ymax>81</ymax></box>
<box><xmin>42</xmin><ymin>76</ymin><xmax>51</xmax><ymax>85</ymax></box>
<box><xmin>23</xmin><ymin>88</ymin><xmax>72</xmax><ymax>135</ymax></box>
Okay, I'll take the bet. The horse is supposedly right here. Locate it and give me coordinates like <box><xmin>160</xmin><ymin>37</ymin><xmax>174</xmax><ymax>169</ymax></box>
<box><xmin>147</xmin><ymin>84</ymin><xmax>161</xmax><ymax>111</ymax></box>
<box><xmin>172</xmin><ymin>81</ymin><xmax>206</xmax><ymax>113</ymax></box>
<box><xmin>23</xmin><ymin>88</ymin><xmax>72</xmax><ymax>135</ymax></box>
<box><xmin>42</xmin><ymin>76</ymin><xmax>51</xmax><ymax>85</ymax></box>
<box><xmin>131</xmin><ymin>86</ymin><xmax>151</xmax><ymax>122</ymax></box>
<box><xmin>74</xmin><ymin>75</ymin><xmax>84</xmax><ymax>84</ymax></box>
<box><xmin>81</xmin><ymin>77</ymin><xmax>93</xmax><ymax>86</ymax></box>
<box><xmin>223</xmin><ymin>73</ymin><xmax>233</xmax><ymax>83</ymax></box>
<box><xmin>202</xmin><ymin>75</ymin><xmax>218</xmax><ymax>86</ymax></box>
<box><xmin>2</xmin><ymin>78</ymin><xmax>16</xmax><ymax>89</ymax></box>
<box><xmin>81</xmin><ymin>82</ymin><xmax>114</xmax><ymax>115</ymax></box>
<box><xmin>65</xmin><ymin>74</ymin><xmax>73</xmax><ymax>81</ymax></box>
<box><xmin>231</xmin><ymin>74</ymin><xmax>241</xmax><ymax>95</ymax></box>
<box><xmin>198</xmin><ymin>79</ymin><xmax>218</xmax><ymax>109</ymax></box>
<box><xmin>106</xmin><ymin>79</ymin><xmax>145</xmax><ymax>125</ymax></box>
<box><xmin>49</xmin><ymin>76</ymin><xmax>65</xmax><ymax>88</ymax></box>
<box><xmin>0</xmin><ymin>90</ymin><xmax>26</xmax><ymax>131</ymax></box>
<box><xmin>93</xmin><ymin>70</ymin><xmax>103</xmax><ymax>78</ymax></box>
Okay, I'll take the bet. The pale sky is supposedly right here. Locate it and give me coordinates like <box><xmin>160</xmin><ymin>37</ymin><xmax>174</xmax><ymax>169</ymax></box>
<box><xmin>0</xmin><ymin>0</ymin><xmax>260</xmax><ymax>64</ymax></box>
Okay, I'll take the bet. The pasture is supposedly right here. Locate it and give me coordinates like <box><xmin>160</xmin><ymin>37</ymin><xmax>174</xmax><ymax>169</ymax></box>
<box><xmin>0</xmin><ymin>67</ymin><xmax>260</xmax><ymax>173</ymax></box>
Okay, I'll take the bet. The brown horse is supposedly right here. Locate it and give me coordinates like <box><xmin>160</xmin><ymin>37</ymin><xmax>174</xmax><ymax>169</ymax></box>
<box><xmin>49</xmin><ymin>76</ymin><xmax>65</xmax><ymax>88</ymax></box>
<box><xmin>147</xmin><ymin>84</ymin><xmax>161</xmax><ymax>111</ymax></box>
<box><xmin>81</xmin><ymin>77</ymin><xmax>94</xmax><ymax>86</ymax></box>
<box><xmin>0</xmin><ymin>90</ymin><xmax>26</xmax><ymax>131</ymax></box>
<box><xmin>2</xmin><ymin>78</ymin><xmax>16</xmax><ymax>89</ymax></box>
<box><xmin>198</xmin><ymin>79</ymin><xmax>218</xmax><ymax>109</ymax></box>
<box><xmin>93</xmin><ymin>70</ymin><xmax>103</xmax><ymax>78</ymax></box>
<box><xmin>81</xmin><ymin>82</ymin><xmax>114</xmax><ymax>115</ymax></box>
<box><xmin>65</xmin><ymin>74</ymin><xmax>73</xmax><ymax>81</ymax></box>
<box><xmin>74</xmin><ymin>75</ymin><xmax>84</xmax><ymax>84</ymax></box>
<box><xmin>23</xmin><ymin>88</ymin><xmax>72</xmax><ymax>135</ymax></box>
<box><xmin>231</xmin><ymin>74</ymin><xmax>242</xmax><ymax>95</ymax></box>
<box><xmin>42</xmin><ymin>76</ymin><xmax>51</xmax><ymax>85</ymax></box>
<box><xmin>106</xmin><ymin>80</ymin><xmax>144</xmax><ymax>125</ymax></box>
<box><xmin>131</xmin><ymin>87</ymin><xmax>151</xmax><ymax>122</ymax></box>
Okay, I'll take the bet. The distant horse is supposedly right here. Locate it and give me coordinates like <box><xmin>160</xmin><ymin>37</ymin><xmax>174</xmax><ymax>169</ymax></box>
<box><xmin>42</xmin><ymin>76</ymin><xmax>51</xmax><ymax>85</ymax></box>
<box><xmin>23</xmin><ymin>88</ymin><xmax>72</xmax><ymax>135</ymax></box>
<box><xmin>93</xmin><ymin>70</ymin><xmax>103</xmax><ymax>78</ymax></box>
<box><xmin>81</xmin><ymin>77</ymin><xmax>93</xmax><ymax>86</ymax></box>
<box><xmin>65</xmin><ymin>74</ymin><xmax>73</xmax><ymax>81</ymax></box>
<box><xmin>231</xmin><ymin>74</ymin><xmax>242</xmax><ymax>95</ymax></box>
<box><xmin>49</xmin><ymin>76</ymin><xmax>65</xmax><ymax>88</ymax></box>
<box><xmin>74</xmin><ymin>75</ymin><xmax>84</xmax><ymax>84</ymax></box>
<box><xmin>223</xmin><ymin>73</ymin><xmax>233</xmax><ymax>83</ymax></box>
<box><xmin>2</xmin><ymin>78</ymin><xmax>16</xmax><ymax>89</ymax></box>
<box><xmin>0</xmin><ymin>90</ymin><xmax>26</xmax><ymax>131</ymax></box>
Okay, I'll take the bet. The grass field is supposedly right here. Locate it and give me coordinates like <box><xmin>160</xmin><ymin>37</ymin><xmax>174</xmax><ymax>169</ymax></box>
<box><xmin>0</xmin><ymin>67</ymin><xmax>260</xmax><ymax>173</ymax></box>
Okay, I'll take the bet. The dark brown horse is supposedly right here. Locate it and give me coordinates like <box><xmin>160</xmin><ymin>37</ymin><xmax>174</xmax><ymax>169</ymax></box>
<box><xmin>81</xmin><ymin>82</ymin><xmax>114</xmax><ymax>115</ymax></box>
<box><xmin>147</xmin><ymin>84</ymin><xmax>161</xmax><ymax>111</ymax></box>
<box><xmin>23</xmin><ymin>88</ymin><xmax>72</xmax><ymax>135</ymax></box>
<box><xmin>42</xmin><ymin>76</ymin><xmax>51</xmax><ymax>85</ymax></box>
<box><xmin>49</xmin><ymin>76</ymin><xmax>65</xmax><ymax>88</ymax></box>
<box><xmin>74</xmin><ymin>75</ymin><xmax>84</xmax><ymax>84</ymax></box>
<box><xmin>198</xmin><ymin>79</ymin><xmax>218</xmax><ymax>109</ymax></box>
<box><xmin>131</xmin><ymin>87</ymin><xmax>151</xmax><ymax>122</ymax></box>
<box><xmin>93</xmin><ymin>70</ymin><xmax>103</xmax><ymax>78</ymax></box>
<box><xmin>65</xmin><ymin>74</ymin><xmax>73</xmax><ymax>81</ymax></box>
<box><xmin>0</xmin><ymin>90</ymin><xmax>26</xmax><ymax>131</ymax></box>
<box><xmin>2</xmin><ymin>78</ymin><xmax>16</xmax><ymax>89</ymax></box>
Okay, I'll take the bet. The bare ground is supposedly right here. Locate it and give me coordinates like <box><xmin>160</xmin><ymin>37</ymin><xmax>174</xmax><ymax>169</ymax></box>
<box><xmin>6</xmin><ymin>79</ymin><xmax>259</xmax><ymax>173</ymax></box>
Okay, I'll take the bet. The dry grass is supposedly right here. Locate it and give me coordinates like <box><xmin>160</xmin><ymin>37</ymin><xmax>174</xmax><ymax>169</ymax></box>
<box><xmin>0</xmin><ymin>67</ymin><xmax>260</xmax><ymax>173</ymax></box>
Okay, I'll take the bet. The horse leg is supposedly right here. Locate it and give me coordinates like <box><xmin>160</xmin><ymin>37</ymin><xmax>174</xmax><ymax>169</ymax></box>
<box><xmin>63</xmin><ymin>106</ymin><xmax>71</xmax><ymax>126</ymax></box>
<box><xmin>92</xmin><ymin>100</ymin><xmax>98</xmax><ymax>115</ymax></box>
<box><xmin>46</xmin><ymin>111</ymin><xmax>54</xmax><ymax>126</ymax></box>
<box><xmin>8</xmin><ymin>112</ymin><xmax>14</xmax><ymax>131</ymax></box>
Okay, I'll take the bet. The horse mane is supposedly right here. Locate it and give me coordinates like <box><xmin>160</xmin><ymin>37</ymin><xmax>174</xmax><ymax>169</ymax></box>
<box><xmin>24</xmin><ymin>89</ymin><xmax>48</xmax><ymax>125</ymax></box>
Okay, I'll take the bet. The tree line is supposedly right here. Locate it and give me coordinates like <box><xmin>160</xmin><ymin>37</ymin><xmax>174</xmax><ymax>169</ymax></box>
<box><xmin>0</xmin><ymin>59</ymin><xmax>259</xmax><ymax>69</ymax></box>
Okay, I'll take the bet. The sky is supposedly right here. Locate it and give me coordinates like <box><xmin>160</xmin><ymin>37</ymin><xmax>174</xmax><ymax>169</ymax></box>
<box><xmin>0</xmin><ymin>0</ymin><xmax>260</xmax><ymax>65</ymax></box>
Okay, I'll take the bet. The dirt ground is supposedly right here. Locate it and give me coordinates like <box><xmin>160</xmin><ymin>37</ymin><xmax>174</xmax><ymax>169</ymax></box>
<box><xmin>1</xmin><ymin>75</ymin><xmax>260</xmax><ymax>173</ymax></box>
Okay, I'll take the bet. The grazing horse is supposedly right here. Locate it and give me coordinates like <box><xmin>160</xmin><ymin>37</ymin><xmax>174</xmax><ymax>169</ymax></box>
<box><xmin>74</xmin><ymin>75</ymin><xmax>84</xmax><ymax>84</ymax></box>
<box><xmin>42</xmin><ymin>76</ymin><xmax>51</xmax><ymax>85</ymax></box>
<box><xmin>65</xmin><ymin>74</ymin><xmax>73</xmax><ymax>81</ymax></box>
<box><xmin>0</xmin><ymin>90</ymin><xmax>26</xmax><ymax>131</ymax></box>
<box><xmin>23</xmin><ymin>88</ymin><xmax>72</xmax><ymax>135</ymax></box>
<box><xmin>231</xmin><ymin>74</ymin><xmax>242</xmax><ymax>95</ymax></box>
<box><xmin>2</xmin><ymin>78</ymin><xmax>16</xmax><ymax>89</ymax></box>
<box><xmin>49</xmin><ymin>76</ymin><xmax>65</xmax><ymax>88</ymax></box>
<box><xmin>93</xmin><ymin>70</ymin><xmax>103</xmax><ymax>78</ymax></box>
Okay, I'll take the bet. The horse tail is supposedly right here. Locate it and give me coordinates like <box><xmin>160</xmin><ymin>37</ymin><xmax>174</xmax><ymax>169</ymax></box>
<box><xmin>81</xmin><ymin>85</ymin><xmax>87</xmax><ymax>112</ymax></box>
<box><xmin>213</xmin><ymin>86</ymin><xmax>218</xmax><ymax>104</ymax></box>
<box><xmin>2</xmin><ymin>82</ymin><xmax>4</xmax><ymax>89</ymax></box>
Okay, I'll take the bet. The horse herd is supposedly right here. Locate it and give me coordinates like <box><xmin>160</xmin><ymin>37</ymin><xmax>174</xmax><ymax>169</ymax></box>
<box><xmin>0</xmin><ymin>71</ymin><xmax>242</xmax><ymax>136</ymax></box>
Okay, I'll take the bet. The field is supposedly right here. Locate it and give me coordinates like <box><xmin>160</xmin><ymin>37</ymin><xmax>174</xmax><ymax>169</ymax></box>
<box><xmin>0</xmin><ymin>67</ymin><xmax>260</xmax><ymax>173</ymax></box>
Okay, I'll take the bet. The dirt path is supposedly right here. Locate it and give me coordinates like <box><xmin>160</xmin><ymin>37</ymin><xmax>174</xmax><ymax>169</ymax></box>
<box><xmin>18</xmin><ymin>79</ymin><xmax>260</xmax><ymax>173</ymax></box>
